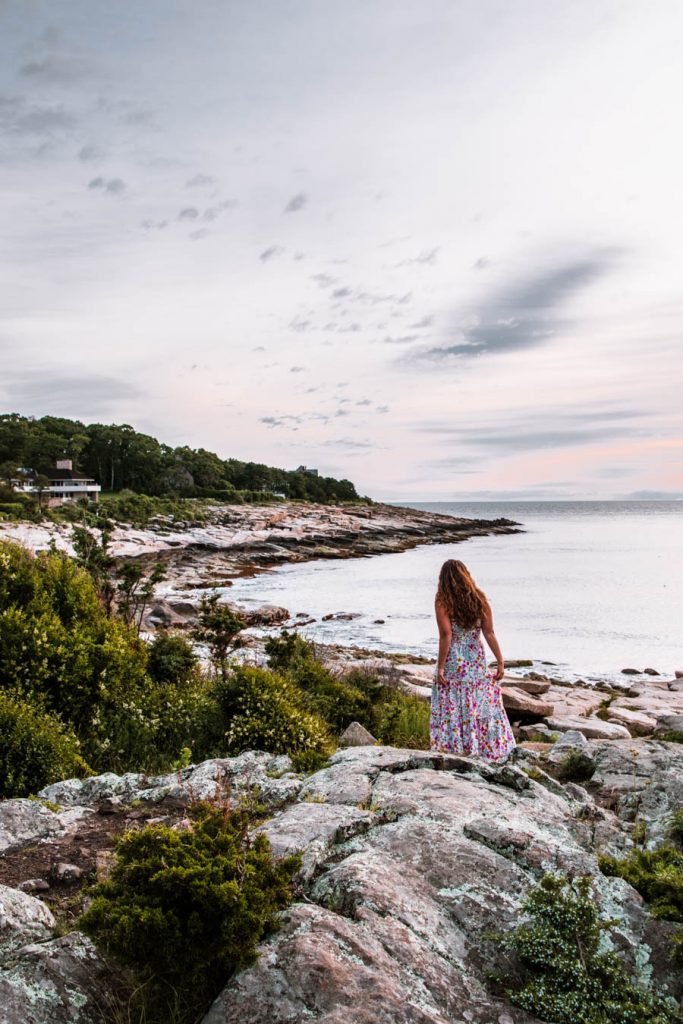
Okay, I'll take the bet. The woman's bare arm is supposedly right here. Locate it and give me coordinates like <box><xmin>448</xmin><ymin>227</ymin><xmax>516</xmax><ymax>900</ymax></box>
<box><xmin>435</xmin><ymin>597</ymin><xmax>452</xmax><ymax>686</ymax></box>
<box><xmin>481</xmin><ymin>599</ymin><xmax>504</xmax><ymax>681</ymax></box>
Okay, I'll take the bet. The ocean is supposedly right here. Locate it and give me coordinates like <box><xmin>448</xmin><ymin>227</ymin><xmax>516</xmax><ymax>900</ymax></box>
<box><xmin>223</xmin><ymin>501</ymin><xmax>683</xmax><ymax>684</ymax></box>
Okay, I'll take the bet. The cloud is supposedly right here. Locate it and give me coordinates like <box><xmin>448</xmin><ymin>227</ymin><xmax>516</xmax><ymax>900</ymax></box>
<box><xmin>19</xmin><ymin>55</ymin><xmax>92</xmax><ymax>83</ymax></box>
<box><xmin>78</xmin><ymin>144</ymin><xmax>105</xmax><ymax>161</ymax></box>
<box><xmin>260</xmin><ymin>245</ymin><xmax>285</xmax><ymax>262</ymax></box>
<box><xmin>284</xmin><ymin>192</ymin><xmax>308</xmax><ymax>213</ymax></box>
<box><xmin>382</xmin><ymin>334</ymin><xmax>419</xmax><ymax>345</ymax></box>
<box><xmin>202</xmin><ymin>200</ymin><xmax>237</xmax><ymax>221</ymax></box>
<box><xmin>289</xmin><ymin>365</ymin><xmax>305</xmax><ymax>373</ymax></box>
<box><xmin>332</xmin><ymin>287</ymin><xmax>352</xmax><ymax>299</ymax></box>
<box><xmin>1</xmin><ymin>96</ymin><xmax>77</xmax><ymax>136</ymax></box>
<box><xmin>473</xmin><ymin>257</ymin><xmax>490</xmax><ymax>270</ymax></box>
<box><xmin>185</xmin><ymin>173</ymin><xmax>216</xmax><ymax>188</ymax></box>
<box><xmin>140</xmin><ymin>218</ymin><xmax>168</xmax><ymax>230</ymax></box>
<box><xmin>321</xmin><ymin>438</ymin><xmax>374</xmax><ymax>449</ymax></box>
<box><xmin>410</xmin><ymin>315</ymin><xmax>434</xmax><ymax>329</ymax></box>
<box><xmin>410</xmin><ymin>253</ymin><xmax>618</xmax><ymax>361</ymax></box>
<box><xmin>178</xmin><ymin>207</ymin><xmax>199</xmax><ymax>220</ymax></box>
<box><xmin>289</xmin><ymin>317</ymin><xmax>311</xmax><ymax>332</ymax></box>
<box><xmin>88</xmin><ymin>176</ymin><xmax>126</xmax><ymax>195</ymax></box>
<box><xmin>259</xmin><ymin>412</ymin><xmax>330</xmax><ymax>428</ymax></box>
<box><xmin>311</xmin><ymin>273</ymin><xmax>337</xmax><ymax>288</ymax></box>
<box><xmin>417</xmin><ymin>405</ymin><xmax>650</xmax><ymax>454</ymax></box>
<box><xmin>395</xmin><ymin>247</ymin><xmax>439</xmax><ymax>267</ymax></box>
<box><xmin>625</xmin><ymin>490</ymin><xmax>683</xmax><ymax>499</ymax></box>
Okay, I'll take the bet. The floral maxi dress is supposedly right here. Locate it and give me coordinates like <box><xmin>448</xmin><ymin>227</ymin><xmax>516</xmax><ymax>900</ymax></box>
<box><xmin>430</xmin><ymin>620</ymin><xmax>515</xmax><ymax>762</ymax></box>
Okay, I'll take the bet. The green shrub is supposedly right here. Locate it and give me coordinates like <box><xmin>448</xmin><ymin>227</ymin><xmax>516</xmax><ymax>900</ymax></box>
<box><xmin>0</xmin><ymin>692</ymin><xmax>90</xmax><ymax>798</ymax></box>
<box><xmin>555</xmin><ymin>749</ymin><xmax>595</xmax><ymax>782</ymax></box>
<box><xmin>264</xmin><ymin>629</ymin><xmax>315</xmax><ymax>673</ymax></box>
<box><xmin>266</xmin><ymin>632</ymin><xmax>379</xmax><ymax>733</ymax></box>
<box><xmin>600</xmin><ymin>844</ymin><xmax>683</xmax><ymax>963</ymax></box>
<box><xmin>669</xmin><ymin>810</ymin><xmax>683</xmax><ymax>843</ymax></box>
<box><xmin>659</xmin><ymin>732</ymin><xmax>683</xmax><ymax>744</ymax></box>
<box><xmin>501</xmin><ymin>873</ymin><xmax>681</xmax><ymax>1022</ymax></box>
<box><xmin>0</xmin><ymin>540</ymin><xmax>214</xmax><ymax>775</ymax></box>
<box><xmin>80</xmin><ymin>801</ymin><xmax>300</xmax><ymax>1024</ymax></box>
<box><xmin>291</xmin><ymin>659</ymin><xmax>376</xmax><ymax>733</ymax></box>
<box><xmin>371</xmin><ymin>690</ymin><xmax>431</xmax><ymax>749</ymax></box>
<box><xmin>216</xmin><ymin>666</ymin><xmax>332</xmax><ymax>758</ymax></box>
<box><xmin>147</xmin><ymin>633</ymin><xmax>198</xmax><ymax>685</ymax></box>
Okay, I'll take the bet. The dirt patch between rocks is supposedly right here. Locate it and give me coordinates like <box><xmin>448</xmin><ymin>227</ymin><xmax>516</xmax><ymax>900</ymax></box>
<box><xmin>0</xmin><ymin>803</ymin><xmax>187</xmax><ymax>930</ymax></box>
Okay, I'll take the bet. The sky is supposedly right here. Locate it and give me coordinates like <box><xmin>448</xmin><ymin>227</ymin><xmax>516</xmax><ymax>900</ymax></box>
<box><xmin>1</xmin><ymin>0</ymin><xmax>682</xmax><ymax>501</ymax></box>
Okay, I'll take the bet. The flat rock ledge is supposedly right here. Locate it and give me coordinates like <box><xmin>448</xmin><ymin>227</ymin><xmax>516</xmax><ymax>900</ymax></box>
<box><xmin>1</xmin><ymin>742</ymin><xmax>682</xmax><ymax>1023</ymax></box>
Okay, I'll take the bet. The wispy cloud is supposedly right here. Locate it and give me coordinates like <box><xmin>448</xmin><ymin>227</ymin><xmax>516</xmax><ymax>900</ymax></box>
<box><xmin>88</xmin><ymin>176</ymin><xmax>126</xmax><ymax>195</ymax></box>
<box><xmin>260</xmin><ymin>245</ymin><xmax>285</xmax><ymax>262</ymax></box>
<box><xmin>395</xmin><ymin>247</ymin><xmax>439</xmax><ymax>267</ymax></box>
<box><xmin>185</xmin><ymin>173</ymin><xmax>216</xmax><ymax>188</ymax></box>
<box><xmin>408</xmin><ymin>253</ymin><xmax>619</xmax><ymax>361</ymax></box>
<box><xmin>284</xmin><ymin>192</ymin><xmax>308</xmax><ymax>213</ymax></box>
<box><xmin>19</xmin><ymin>54</ymin><xmax>92</xmax><ymax>83</ymax></box>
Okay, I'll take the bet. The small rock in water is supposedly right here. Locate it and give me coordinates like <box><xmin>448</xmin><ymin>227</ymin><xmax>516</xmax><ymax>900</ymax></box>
<box><xmin>643</xmin><ymin>667</ymin><xmax>660</xmax><ymax>676</ymax></box>
<box><xmin>373</xmin><ymin>618</ymin><xmax>385</xmax><ymax>624</ymax></box>
<box><xmin>621</xmin><ymin>668</ymin><xmax>641</xmax><ymax>675</ymax></box>
<box><xmin>339</xmin><ymin>722</ymin><xmax>377</xmax><ymax>747</ymax></box>
<box><xmin>675</xmin><ymin>669</ymin><xmax>683</xmax><ymax>679</ymax></box>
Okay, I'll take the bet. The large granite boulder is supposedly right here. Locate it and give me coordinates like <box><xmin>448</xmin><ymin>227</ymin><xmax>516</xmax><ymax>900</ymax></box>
<box><xmin>589</xmin><ymin>738</ymin><xmax>683</xmax><ymax>842</ymax></box>
<box><xmin>0</xmin><ymin>884</ymin><xmax>55</xmax><ymax>959</ymax></box>
<box><xmin>200</xmin><ymin>745</ymin><xmax>680</xmax><ymax>1023</ymax></box>
<box><xmin>39</xmin><ymin>751</ymin><xmax>302</xmax><ymax>813</ymax></box>
<box><xmin>0</xmin><ymin>932</ymin><xmax>104</xmax><ymax>1024</ymax></box>
<box><xmin>501</xmin><ymin>687</ymin><xmax>553</xmax><ymax>720</ymax></box>
<box><xmin>545</xmin><ymin>716</ymin><xmax>631</xmax><ymax>740</ymax></box>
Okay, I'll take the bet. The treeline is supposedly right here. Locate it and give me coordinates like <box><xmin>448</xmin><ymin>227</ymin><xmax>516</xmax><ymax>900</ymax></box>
<box><xmin>0</xmin><ymin>413</ymin><xmax>362</xmax><ymax>502</ymax></box>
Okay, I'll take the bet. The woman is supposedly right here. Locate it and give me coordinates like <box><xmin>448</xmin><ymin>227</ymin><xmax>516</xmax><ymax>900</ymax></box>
<box><xmin>431</xmin><ymin>559</ymin><xmax>515</xmax><ymax>762</ymax></box>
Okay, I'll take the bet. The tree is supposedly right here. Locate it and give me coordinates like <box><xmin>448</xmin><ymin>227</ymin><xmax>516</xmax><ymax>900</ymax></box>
<box><xmin>72</xmin><ymin>517</ymin><xmax>117</xmax><ymax>615</ymax></box>
<box><xmin>193</xmin><ymin>592</ymin><xmax>245</xmax><ymax>681</ymax></box>
<box><xmin>116</xmin><ymin>559</ymin><xmax>166</xmax><ymax>632</ymax></box>
<box><xmin>33</xmin><ymin>473</ymin><xmax>51</xmax><ymax>509</ymax></box>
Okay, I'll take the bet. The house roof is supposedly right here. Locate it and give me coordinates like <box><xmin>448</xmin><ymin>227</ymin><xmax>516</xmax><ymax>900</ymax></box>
<box><xmin>44</xmin><ymin>468</ymin><xmax>96</xmax><ymax>482</ymax></box>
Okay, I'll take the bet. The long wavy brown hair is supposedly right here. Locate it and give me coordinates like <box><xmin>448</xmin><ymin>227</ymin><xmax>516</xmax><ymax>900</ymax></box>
<box><xmin>436</xmin><ymin>559</ymin><xmax>487</xmax><ymax>628</ymax></box>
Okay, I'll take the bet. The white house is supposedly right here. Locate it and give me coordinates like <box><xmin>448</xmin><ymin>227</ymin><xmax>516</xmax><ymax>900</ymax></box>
<box><xmin>17</xmin><ymin>460</ymin><xmax>101</xmax><ymax>506</ymax></box>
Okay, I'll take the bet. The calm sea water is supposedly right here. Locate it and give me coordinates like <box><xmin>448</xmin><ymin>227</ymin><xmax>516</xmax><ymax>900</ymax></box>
<box><xmin>223</xmin><ymin>501</ymin><xmax>683</xmax><ymax>683</ymax></box>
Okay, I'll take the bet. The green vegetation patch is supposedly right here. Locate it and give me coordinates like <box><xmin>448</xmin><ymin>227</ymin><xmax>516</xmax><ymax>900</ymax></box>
<box><xmin>600</xmin><ymin>836</ymin><xmax>683</xmax><ymax>964</ymax></box>
<box><xmin>0</xmin><ymin>691</ymin><xmax>91</xmax><ymax>798</ymax></box>
<box><xmin>500</xmin><ymin>873</ymin><xmax>682</xmax><ymax>1023</ymax></box>
<box><xmin>80</xmin><ymin>801</ymin><xmax>301</xmax><ymax>1024</ymax></box>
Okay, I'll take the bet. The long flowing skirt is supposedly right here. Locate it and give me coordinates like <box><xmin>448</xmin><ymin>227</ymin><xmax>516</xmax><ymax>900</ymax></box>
<box><xmin>430</xmin><ymin>624</ymin><xmax>515</xmax><ymax>762</ymax></box>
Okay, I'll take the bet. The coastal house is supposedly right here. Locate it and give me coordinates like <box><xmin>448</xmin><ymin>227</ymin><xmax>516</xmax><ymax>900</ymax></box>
<box><xmin>16</xmin><ymin>459</ymin><xmax>101</xmax><ymax>506</ymax></box>
<box><xmin>295</xmin><ymin>465</ymin><xmax>319</xmax><ymax>477</ymax></box>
